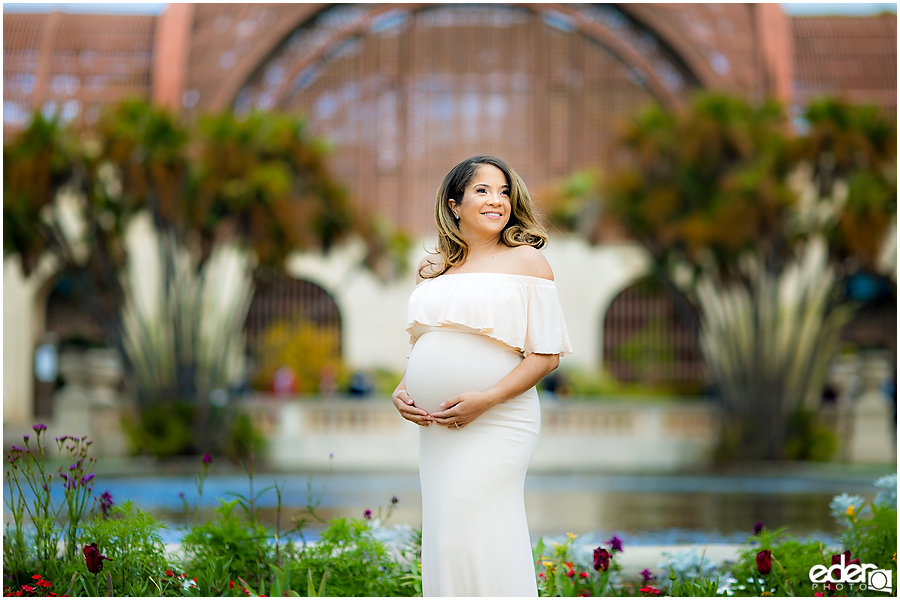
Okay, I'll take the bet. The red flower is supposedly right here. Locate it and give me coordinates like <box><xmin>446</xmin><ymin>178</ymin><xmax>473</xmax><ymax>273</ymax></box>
<box><xmin>538</xmin><ymin>573</ymin><xmax>546</xmax><ymax>580</ymax></box>
<box><xmin>593</xmin><ymin>547</ymin><xmax>611</xmax><ymax>572</ymax></box>
<box><xmin>38</xmin><ymin>580</ymin><xmax>52</xmax><ymax>588</ymax></box>
<box><xmin>814</xmin><ymin>594</ymin><xmax>825</xmax><ymax>597</ymax></box>
<box><xmin>230</xmin><ymin>581</ymin><xmax>235</xmax><ymax>589</ymax></box>
<box><xmin>756</xmin><ymin>549</ymin><xmax>772</xmax><ymax>575</ymax></box>
<box><xmin>82</xmin><ymin>543</ymin><xmax>112</xmax><ymax>574</ymax></box>
<box><xmin>166</xmin><ymin>569</ymin><xmax>174</xmax><ymax>577</ymax></box>
<box><xmin>21</xmin><ymin>585</ymin><xmax>34</xmax><ymax>592</ymax></box>
<box><xmin>639</xmin><ymin>585</ymin><xmax>660</xmax><ymax>596</ymax></box>
<box><xmin>579</xmin><ymin>572</ymin><xmax>589</xmax><ymax>578</ymax></box>
<box><xmin>577</xmin><ymin>591</ymin><xmax>592</xmax><ymax>597</ymax></box>
<box><xmin>31</xmin><ymin>575</ymin><xmax>43</xmax><ymax>580</ymax></box>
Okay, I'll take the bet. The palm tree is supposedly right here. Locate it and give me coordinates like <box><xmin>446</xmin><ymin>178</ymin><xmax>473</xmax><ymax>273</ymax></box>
<box><xmin>4</xmin><ymin>100</ymin><xmax>403</xmax><ymax>455</ymax></box>
<box><xmin>547</xmin><ymin>92</ymin><xmax>895</xmax><ymax>460</ymax></box>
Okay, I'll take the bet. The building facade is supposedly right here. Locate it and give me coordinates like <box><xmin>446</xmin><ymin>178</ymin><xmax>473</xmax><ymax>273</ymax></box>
<box><xmin>3</xmin><ymin>4</ymin><xmax>896</xmax><ymax>424</ymax></box>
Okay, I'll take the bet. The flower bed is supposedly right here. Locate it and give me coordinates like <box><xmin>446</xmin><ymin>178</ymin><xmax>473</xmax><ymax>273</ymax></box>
<box><xmin>4</xmin><ymin>424</ymin><xmax>896</xmax><ymax>596</ymax></box>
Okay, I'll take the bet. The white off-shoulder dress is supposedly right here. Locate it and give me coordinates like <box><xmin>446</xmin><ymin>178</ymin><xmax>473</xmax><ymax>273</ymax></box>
<box><xmin>405</xmin><ymin>272</ymin><xmax>572</xmax><ymax>597</ymax></box>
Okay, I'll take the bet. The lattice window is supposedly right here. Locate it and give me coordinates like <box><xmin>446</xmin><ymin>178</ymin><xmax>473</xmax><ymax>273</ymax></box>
<box><xmin>233</xmin><ymin>4</ymin><xmax>700</xmax><ymax>236</ymax></box>
<box><xmin>244</xmin><ymin>276</ymin><xmax>343</xmax><ymax>394</ymax></box>
<box><xmin>3</xmin><ymin>13</ymin><xmax>155</xmax><ymax>137</ymax></box>
<box><xmin>245</xmin><ymin>277</ymin><xmax>341</xmax><ymax>351</ymax></box>
<box><xmin>603</xmin><ymin>278</ymin><xmax>704</xmax><ymax>390</ymax></box>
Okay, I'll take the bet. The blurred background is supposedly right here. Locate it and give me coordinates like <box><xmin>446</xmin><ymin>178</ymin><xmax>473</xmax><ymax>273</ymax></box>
<box><xmin>3</xmin><ymin>2</ymin><xmax>896</xmax><ymax>543</ymax></box>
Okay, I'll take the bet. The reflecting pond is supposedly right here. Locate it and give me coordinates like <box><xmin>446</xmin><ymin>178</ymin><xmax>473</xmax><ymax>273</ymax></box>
<box><xmin>34</xmin><ymin>469</ymin><xmax>888</xmax><ymax>545</ymax></box>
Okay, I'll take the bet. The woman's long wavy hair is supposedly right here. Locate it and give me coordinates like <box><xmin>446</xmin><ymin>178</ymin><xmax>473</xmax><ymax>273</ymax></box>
<box><xmin>420</xmin><ymin>156</ymin><xmax>547</xmax><ymax>279</ymax></box>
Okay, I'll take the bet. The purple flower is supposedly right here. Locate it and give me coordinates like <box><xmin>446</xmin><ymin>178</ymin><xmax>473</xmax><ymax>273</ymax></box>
<box><xmin>202</xmin><ymin>454</ymin><xmax>213</xmax><ymax>465</ymax></box>
<box><xmin>99</xmin><ymin>490</ymin><xmax>114</xmax><ymax>518</ymax></box>
<box><xmin>363</xmin><ymin>509</ymin><xmax>372</xmax><ymax>520</ymax></box>
<box><xmin>81</xmin><ymin>473</ymin><xmax>95</xmax><ymax>485</ymax></box>
<box><xmin>32</xmin><ymin>423</ymin><xmax>47</xmax><ymax>432</ymax></box>
<box><xmin>178</xmin><ymin>491</ymin><xmax>185</xmax><ymax>499</ymax></box>
<box><xmin>391</xmin><ymin>496</ymin><xmax>399</xmax><ymax>505</ymax></box>
<box><xmin>23</xmin><ymin>435</ymin><xmax>29</xmax><ymax>442</ymax></box>
<box><xmin>10</xmin><ymin>445</ymin><xmax>23</xmax><ymax>452</ymax></box>
<box><xmin>605</xmin><ymin>535</ymin><xmax>623</xmax><ymax>553</ymax></box>
<box><xmin>60</xmin><ymin>473</ymin><xmax>68</xmax><ymax>481</ymax></box>
<box><xmin>55</xmin><ymin>436</ymin><xmax>69</xmax><ymax>442</ymax></box>
<box><xmin>754</xmin><ymin>521</ymin><xmax>765</xmax><ymax>535</ymax></box>
<box><xmin>640</xmin><ymin>569</ymin><xmax>654</xmax><ymax>582</ymax></box>
<box><xmin>70</xmin><ymin>463</ymin><xmax>77</xmax><ymax>471</ymax></box>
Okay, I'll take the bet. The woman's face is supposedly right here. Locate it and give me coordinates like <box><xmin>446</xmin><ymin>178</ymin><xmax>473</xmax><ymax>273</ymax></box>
<box><xmin>448</xmin><ymin>164</ymin><xmax>511</xmax><ymax>241</ymax></box>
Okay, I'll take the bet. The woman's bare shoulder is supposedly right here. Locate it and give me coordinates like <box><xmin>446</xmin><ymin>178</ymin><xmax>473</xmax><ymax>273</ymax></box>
<box><xmin>506</xmin><ymin>245</ymin><xmax>554</xmax><ymax>280</ymax></box>
<box><xmin>416</xmin><ymin>253</ymin><xmax>444</xmax><ymax>283</ymax></box>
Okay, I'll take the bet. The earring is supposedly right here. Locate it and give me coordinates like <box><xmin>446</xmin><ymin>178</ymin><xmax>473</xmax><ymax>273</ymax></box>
<box><xmin>454</xmin><ymin>214</ymin><xmax>459</xmax><ymax>220</ymax></box>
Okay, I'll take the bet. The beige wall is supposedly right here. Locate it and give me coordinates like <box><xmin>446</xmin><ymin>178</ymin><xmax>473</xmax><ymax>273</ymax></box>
<box><xmin>3</xmin><ymin>254</ymin><xmax>59</xmax><ymax>423</ymax></box>
<box><xmin>286</xmin><ymin>235</ymin><xmax>651</xmax><ymax>373</ymax></box>
<box><xmin>4</xmin><ymin>233</ymin><xmax>649</xmax><ymax>425</ymax></box>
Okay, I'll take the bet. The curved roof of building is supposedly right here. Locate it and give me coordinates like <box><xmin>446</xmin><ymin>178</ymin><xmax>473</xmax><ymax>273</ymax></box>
<box><xmin>3</xmin><ymin>5</ymin><xmax>895</xmax><ymax>132</ymax></box>
<box><xmin>179</xmin><ymin>3</ymin><xmax>776</xmax><ymax>113</ymax></box>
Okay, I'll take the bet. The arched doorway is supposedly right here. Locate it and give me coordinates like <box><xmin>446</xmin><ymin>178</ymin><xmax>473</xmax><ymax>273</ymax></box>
<box><xmin>245</xmin><ymin>276</ymin><xmax>343</xmax><ymax>395</ymax></box>
<box><xmin>36</xmin><ymin>270</ymin><xmax>107</xmax><ymax>417</ymax></box>
<box><xmin>602</xmin><ymin>277</ymin><xmax>704</xmax><ymax>394</ymax></box>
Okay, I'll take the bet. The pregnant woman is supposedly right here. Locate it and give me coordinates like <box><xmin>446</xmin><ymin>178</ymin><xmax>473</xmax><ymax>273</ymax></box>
<box><xmin>392</xmin><ymin>156</ymin><xmax>572</xmax><ymax>596</ymax></box>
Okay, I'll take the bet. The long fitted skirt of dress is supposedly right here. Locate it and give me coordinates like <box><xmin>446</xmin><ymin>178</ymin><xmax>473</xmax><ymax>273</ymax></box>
<box><xmin>406</xmin><ymin>328</ymin><xmax>540</xmax><ymax>597</ymax></box>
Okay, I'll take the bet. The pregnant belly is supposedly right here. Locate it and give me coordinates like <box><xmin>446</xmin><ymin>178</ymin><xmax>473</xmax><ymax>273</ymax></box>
<box><xmin>406</xmin><ymin>329</ymin><xmax>523</xmax><ymax>414</ymax></box>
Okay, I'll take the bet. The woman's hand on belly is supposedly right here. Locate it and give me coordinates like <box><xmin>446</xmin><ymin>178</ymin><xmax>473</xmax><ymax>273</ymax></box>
<box><xmin>430</xmin><ymin>390</ymin><xmax>494</xmax><ymax>429</ymax></box>
<box><xmin>391</xmin><ymin>385</ymin><xmax>434</xmax><ymax>427</ymax></box>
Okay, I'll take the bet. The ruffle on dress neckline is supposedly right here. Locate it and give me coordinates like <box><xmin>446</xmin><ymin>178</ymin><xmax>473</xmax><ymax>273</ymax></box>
<box><xmin>406</xmin><ymin>272</ymin><xmax>573</xmax><ymax>357</ymax></box>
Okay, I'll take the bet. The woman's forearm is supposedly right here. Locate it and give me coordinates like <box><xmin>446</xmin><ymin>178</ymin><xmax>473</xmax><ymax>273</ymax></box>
<box><xmin>483</xmin><ymin>352</ymin><xmax>559</xmax><ymax>408</ymax></box>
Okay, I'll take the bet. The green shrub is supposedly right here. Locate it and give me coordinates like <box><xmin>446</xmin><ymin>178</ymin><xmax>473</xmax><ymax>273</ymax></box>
<box><xmin>179</xmin><ymin>499</ymin><xmax>275</xmax><ymax>592</ymax></box>
<box><xmin>291</xmin><ymin>517</ymin><xmax>417</xmax><ymax>597</ymax></box>
<box><xmin>76</xmin><ymin>500</ymin><xmax>172</xmax><ymax>597</ymax></box>
<box><xmin>728</xmin><ymin>527</ymin><xmax>831</xmax><ymax>596</ymax></box>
